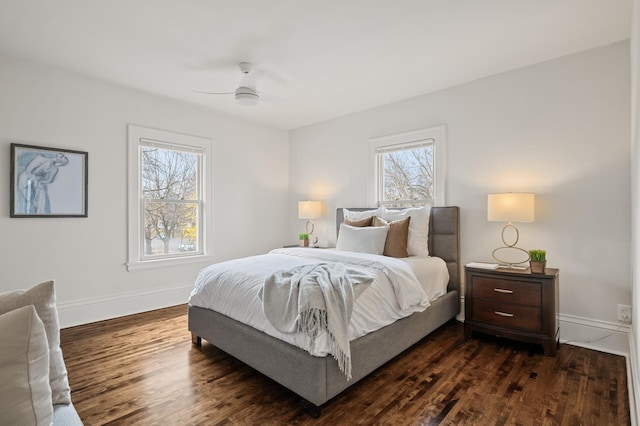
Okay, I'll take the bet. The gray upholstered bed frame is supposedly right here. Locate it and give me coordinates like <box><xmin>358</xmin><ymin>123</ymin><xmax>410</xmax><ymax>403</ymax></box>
<box><xmin>188</xmin><ymin>206</ymin><xmax>460</xmax><ymax>416</ymax></box>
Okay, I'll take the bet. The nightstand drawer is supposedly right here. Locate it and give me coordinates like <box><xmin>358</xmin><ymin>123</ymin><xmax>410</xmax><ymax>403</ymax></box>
<box><xmin>473</xmin><ymin>299</ymin><xmax>542</xmax><ymax>332</ymax></box>
<box><xmin>472</xmin><ymin>277</ymin><xmax>541</xmax><ymax>306</ymax></box>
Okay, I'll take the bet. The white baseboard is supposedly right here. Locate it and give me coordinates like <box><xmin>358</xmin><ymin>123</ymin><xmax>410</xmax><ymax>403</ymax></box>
<box><xmin>629</xmin><ymin>328</ymin><xmax>639</xmax><ymax>426</ymax></box>
<box><xmin>57</xmin><ymin>283</ymin><xmax>194</xmax><ymax>328</ymax></box>
<box><xmin>455</xmin><ymin>296</ymin><xmax>465</xmax><ymax>322</ymax></box>
<box><xmin>558</xmin><ymin>313</ymin><xmax>630</xmax><ymax>356</ymax></box>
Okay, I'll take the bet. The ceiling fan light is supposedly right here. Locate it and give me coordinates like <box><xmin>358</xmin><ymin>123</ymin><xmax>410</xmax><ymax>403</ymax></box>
<box><xmin>235</xmin><ymin>92</ymin><xmax>259</xmax><ymax>106</ymax></box>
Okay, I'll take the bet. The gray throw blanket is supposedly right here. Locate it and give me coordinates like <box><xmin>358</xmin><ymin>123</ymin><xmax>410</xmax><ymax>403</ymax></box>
<box><xmin>259</xmin><ymin>262</ymin><xmax>374</xmax><ymax>380</ymax></box>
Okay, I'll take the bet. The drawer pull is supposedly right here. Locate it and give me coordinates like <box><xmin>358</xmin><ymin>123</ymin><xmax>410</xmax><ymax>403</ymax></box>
<box><xmin>494</xmin><ymin>311</ymin><xmax>514</xmax><ymax>317</ymax></box>
<box><xmin>494</xmin><ymin>288</ymin><xmax>513</xmax><ymax>294</ymax></box>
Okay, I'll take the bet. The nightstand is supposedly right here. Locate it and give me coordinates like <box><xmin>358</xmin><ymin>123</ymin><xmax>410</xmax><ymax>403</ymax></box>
<box><xmin>464</xmin><ymin>265</ymin><xmax>559</xmax><ymax>356</ymax></box>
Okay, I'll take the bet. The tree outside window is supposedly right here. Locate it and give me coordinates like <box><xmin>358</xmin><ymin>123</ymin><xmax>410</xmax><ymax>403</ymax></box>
<box><xmin>381</xmin><ymin>144</ymin><xmax>433</xmax><ymax>207</ymax></box>
<box><xmin>141</xmin><ymin>145</ymin><xmax>201</xmax><ymax>257</ymax></box>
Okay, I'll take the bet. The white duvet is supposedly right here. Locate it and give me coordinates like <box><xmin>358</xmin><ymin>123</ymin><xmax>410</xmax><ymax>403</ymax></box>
<box><xmin>188</xmin><ymin>248</ymin><xmax>449</xmax><ymax>357</ymax></box>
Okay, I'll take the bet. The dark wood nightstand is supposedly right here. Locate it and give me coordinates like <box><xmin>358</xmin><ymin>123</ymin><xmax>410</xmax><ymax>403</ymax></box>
<box><xmin>464</xmin><ymin>265</ymin><xmax>559</xmax><ymax>356</ymax></box>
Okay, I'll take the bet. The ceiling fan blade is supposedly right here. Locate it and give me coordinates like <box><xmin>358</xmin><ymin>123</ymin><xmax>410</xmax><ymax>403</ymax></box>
<box><xmin>258</xmin><ymin>91</ymin><xmax>284</xmax><ymax>104</ymax></box>
<box><xmin>193</xmin><ymin>90</ymin><xmax>235</xmax><ymax>95</ymax></box>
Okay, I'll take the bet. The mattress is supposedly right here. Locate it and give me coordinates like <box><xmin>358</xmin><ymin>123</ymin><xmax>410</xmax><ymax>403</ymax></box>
<box><xmin>188</xmin><ymin>247</ymin><xmax>449</xmax><ymax>358</ymax></box>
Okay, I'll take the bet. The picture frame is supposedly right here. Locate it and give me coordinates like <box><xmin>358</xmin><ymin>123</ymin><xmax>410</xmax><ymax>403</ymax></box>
<box><xmin>10</xmin><ymin>143</ymin><xmax>88</xmax><ymax>218</ymax></box>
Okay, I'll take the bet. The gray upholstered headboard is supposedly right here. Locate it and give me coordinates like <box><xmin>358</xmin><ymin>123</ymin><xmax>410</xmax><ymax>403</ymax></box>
<box><xmin>335</xmin><ymin>207</ymin><xmax>460</xmax><ymax>293</ymax></box>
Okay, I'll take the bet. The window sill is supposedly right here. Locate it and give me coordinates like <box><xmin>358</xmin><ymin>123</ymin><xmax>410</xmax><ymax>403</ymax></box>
<box><xmin>126</xmin><ymin>254</ymin><xmax>215</xmax><ymax>272</ymax></box>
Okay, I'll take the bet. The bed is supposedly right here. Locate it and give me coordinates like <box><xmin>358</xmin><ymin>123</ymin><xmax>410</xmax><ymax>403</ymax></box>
<box><xmin>188</xmin><ymin>206</ymin><xmax>460</xmax><ymax>417</ymax></box>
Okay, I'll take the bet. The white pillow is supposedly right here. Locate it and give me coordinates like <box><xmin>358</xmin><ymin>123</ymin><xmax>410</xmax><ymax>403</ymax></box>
<box><xmin>343</xmin><ymin>207</ymin><xmax>381</xmax><ymax>221</ymax></box>
<box><xmin>0</xmin><ymin>305</ymin><xmax>53</xmax><ymax>426</ymax></box>
<box><xmin>0</xmin><ymin>281</ymin><xmax>71</xmax><ymax>404</ymax></box>
<box><xmin>381</xmin><ymin>206</ymin><xmax>431</xmax><ymax>257</ymax></box>
<box><xmin>336</xmin><ymin>223</ymin><xmax>389</xmax><ymax>255</ymax></box>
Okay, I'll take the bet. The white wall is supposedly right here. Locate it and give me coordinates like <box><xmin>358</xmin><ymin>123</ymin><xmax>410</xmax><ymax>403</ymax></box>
<box><xmin>631</xmin><ymin>0</ymin><xmax>640</xmax><ymax>421</ymax></box>
<box><xmin>290</xmin><ymin>42</ymin><xmax>631</xmax><ymax>353</ymax></box>
<box><xmin>0</xmin><ymin>56</ymin><xmax>290</xmax><ymax>327</ymax></box>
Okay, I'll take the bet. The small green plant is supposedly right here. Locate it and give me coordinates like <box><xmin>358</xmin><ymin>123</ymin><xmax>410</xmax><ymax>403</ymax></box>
<box><xmin>529</xmin><ymin>249</ymin><xmax>546</xmax><ymax>262</ymax></box>
<box><xmin>299</xmin><ymin>233</ymin><xmax>309</xmax><ymax>240</ymax></box>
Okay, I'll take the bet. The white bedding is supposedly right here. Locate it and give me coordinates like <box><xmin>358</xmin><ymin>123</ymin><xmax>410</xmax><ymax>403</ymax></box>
<box><xmin>188</xmin><ymin>248</ymin><xmax>449</xmax><ymax>357</ymax></box>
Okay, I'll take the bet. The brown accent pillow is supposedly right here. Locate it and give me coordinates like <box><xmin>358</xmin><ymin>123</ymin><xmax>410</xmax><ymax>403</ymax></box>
<box><xmin>373</xmin><ymin>216</ymin><xmax>410</xmax><ymax>258</ymax></box>
<box><xmin>344</xmin><ymin>216</ymin><xmax>374</xmax><ymax>227</ymax></box>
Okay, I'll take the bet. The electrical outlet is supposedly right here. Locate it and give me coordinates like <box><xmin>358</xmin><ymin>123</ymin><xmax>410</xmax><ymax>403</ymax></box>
<box><xmin>617</xmin><ymin>304</ymin><xmax>632</xmax><ymax>323</ymax></box>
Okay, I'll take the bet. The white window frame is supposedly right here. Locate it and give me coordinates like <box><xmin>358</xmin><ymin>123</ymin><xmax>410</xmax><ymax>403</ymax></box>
<box><xmin>127</xmin><ymin>124</ymin><xmax>213</xmax><ymax>271</ymax></box>
<box><xmin>368</xmin><ymin>125</ymin><xmax>446</xmax><ymax>207</ymax></box>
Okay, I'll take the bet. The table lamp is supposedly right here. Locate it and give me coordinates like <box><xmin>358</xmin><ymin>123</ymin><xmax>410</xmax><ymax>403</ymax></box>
<box><xmin>298</xmin><ymin>200</ymin><xmax>322</xmax><ymax>246</ymax></box>
<box><xmin>487</xmin><ymin>193</ymin><xmax>534</xmax><ymax>268</ymax></box>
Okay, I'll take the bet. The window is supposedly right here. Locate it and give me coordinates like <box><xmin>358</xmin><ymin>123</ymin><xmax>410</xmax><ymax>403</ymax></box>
<box><xmin>127</xmin><ymin>125</ymin><xmax>213</xmax><ymax>271</ymax></box>
<box><xmin>369</xmin><ymin>126</ymin><xmax>446</xmax><ymax>207</ymax></box>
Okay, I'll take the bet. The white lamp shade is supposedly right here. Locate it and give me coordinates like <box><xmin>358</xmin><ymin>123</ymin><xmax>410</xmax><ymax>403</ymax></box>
<box><xmin>298</xmin><ymin>201</ymin><xmax>322</xmax><ymax>219</ymax></box>
<box><xmin>487</xmin><ymin>193</ymin><xmax>535</xmax><ymax>223</ymax></box>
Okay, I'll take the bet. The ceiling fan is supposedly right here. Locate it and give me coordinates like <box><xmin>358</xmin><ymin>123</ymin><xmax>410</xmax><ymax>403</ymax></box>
<box><xmin>194</xmin><ymin>62</ymin><xmax>279</xmax><ymax>106</ymax></box>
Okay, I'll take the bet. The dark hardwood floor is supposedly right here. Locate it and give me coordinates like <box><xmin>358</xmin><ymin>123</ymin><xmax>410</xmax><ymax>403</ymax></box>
<box><xmin>60</xmin><ymin>305</ymin><xmax>630</xmax><ymax>425</ymax></box>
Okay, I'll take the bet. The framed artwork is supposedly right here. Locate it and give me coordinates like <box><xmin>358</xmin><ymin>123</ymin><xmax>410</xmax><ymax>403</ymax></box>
<box><xmin>10</xmin><ymin>143</ymin><xmax>88</xmax><ymax>218</ymax></box>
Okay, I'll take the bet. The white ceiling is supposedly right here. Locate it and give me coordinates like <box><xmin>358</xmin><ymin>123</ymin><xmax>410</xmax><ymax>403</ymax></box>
<box><xmin>0</xmin><ymin>1</ymin><xmax>631</xmax><ymax>130</ymax></box>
